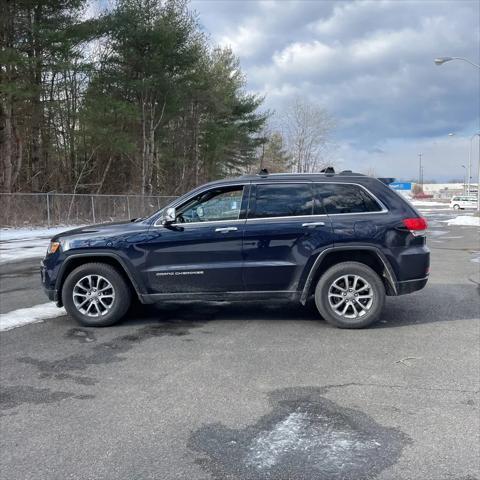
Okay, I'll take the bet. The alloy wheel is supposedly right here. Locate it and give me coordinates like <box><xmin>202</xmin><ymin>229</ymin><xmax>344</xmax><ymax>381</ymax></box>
<box><xmin>327</xmin><ymin>274</ymin><xmax>374</xmax><ymax>319</ymax></box>
<box><xmin>72</xmin><ymin>274</ymin><xmax>115</xmax><ymax>317</ymax></box>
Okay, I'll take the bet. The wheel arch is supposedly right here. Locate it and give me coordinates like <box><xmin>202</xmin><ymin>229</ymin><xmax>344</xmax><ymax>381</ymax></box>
<box><xmin>300</xmin><ymin>246</ymin><xmax>397</xmax><ymax>304</ymax></box>
<box><xmin>55</xmin><ymin>252</ymin><xmax>144</xmax><ymax>307</ymax></box>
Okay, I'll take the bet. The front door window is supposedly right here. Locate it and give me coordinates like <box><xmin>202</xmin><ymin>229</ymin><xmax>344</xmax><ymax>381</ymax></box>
<box><xmin>176</xmin><ymin>186</ymin><xmax>244</xmax><ymax>223</ymax></box>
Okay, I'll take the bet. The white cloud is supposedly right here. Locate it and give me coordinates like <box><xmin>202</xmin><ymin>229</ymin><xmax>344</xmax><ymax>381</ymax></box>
<box><xmin>218</xmin><ymin>23</ymin><xmax>267</xmax><ymax>58</ymax></box>
<box><xmin>272</xmin><ymin>40</ymin><xmax>334</xmax><ymax>72</ymax></box>
<box><xmin>192</xmin><ymin>0</ymin><xmax>479</xmax><ymax>180</ymax></box>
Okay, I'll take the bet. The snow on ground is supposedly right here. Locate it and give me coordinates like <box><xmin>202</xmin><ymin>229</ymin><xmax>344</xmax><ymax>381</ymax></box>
<box><xmin>410</xmin><ymin>200</ymin><xmax>449</xmax><ymax>207</ymax></box>
<box><xmin>0</xmin><ymin>303</ymin><xmax>65</xmax><ymax>332</ymax></box>
<box><xmin>416</xmin><ymin>208</ymin><xmax>453</xmax><ymax>212</ymax></box>
<box><xmin>443</xmin><ymin>216</ymin><xmax>480</xmax><ymax>227</ymax></box>
<box><xmin>0</xmin><ymin>226</ymin><xmax>80</xmax><ymax>264</ymax></box>
<box><xmin>0</xmin><ymin>226</ymin><xmax>77</xmax><ymax>241</ymax></box>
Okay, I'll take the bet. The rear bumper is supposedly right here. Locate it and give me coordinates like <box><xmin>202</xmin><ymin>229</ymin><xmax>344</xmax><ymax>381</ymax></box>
<box><xmin>396</xmin><ymin>276</ymin><xmax>428</xmax><ymax>295</ymax></box>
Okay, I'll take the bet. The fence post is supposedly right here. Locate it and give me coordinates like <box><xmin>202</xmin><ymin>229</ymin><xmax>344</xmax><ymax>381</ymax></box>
<box><xmin>46</xmin><ymin>193</ymin><xmax>51</xmax><ymax>228</ymax></box>
<box><xmin>126</xmin><ymin>196</ymin><xmax>131</xmax><ymax>219</ymax></box>
<box><xmin>91</xmin><ymin>196</ymin><xmax>96</xmax><ymax>223</ymax></box>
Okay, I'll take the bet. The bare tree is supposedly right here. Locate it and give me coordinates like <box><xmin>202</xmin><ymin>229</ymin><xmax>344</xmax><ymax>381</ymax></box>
<box><xmin>282</xmin><ymin>97</ymin><xmax>335</xmax><ymax>173</ymax></box>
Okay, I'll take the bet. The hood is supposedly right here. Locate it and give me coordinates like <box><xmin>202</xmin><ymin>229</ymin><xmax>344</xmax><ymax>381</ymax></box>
<box><xmin>51</xmin><ymin>220</ymin><xmax>151</xmax><ymax>251</ymax></box>
<box><xmin>51</xmin><ymin>220</ymin><xmax>136</xmax><ymax>241</ymax></box>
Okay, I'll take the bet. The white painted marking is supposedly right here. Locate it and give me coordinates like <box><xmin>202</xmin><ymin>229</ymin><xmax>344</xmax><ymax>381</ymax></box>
<box><xmin>0</xmin><ymin>303</ymin><xmax>65</xmax><ymax>332</ymax></box>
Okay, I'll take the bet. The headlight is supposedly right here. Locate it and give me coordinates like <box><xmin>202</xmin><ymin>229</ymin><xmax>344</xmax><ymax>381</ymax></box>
<box><xmin>47</xmin><ymin>241</ymin><xmax>61</xmax><ymax>254</ymax></box>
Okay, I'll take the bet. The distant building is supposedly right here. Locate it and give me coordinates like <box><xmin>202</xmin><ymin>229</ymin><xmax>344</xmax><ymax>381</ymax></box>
<box><xmin>418</xmin><ymin>183</ymin><xmax>478</xmax><ymax>199</ymax></box>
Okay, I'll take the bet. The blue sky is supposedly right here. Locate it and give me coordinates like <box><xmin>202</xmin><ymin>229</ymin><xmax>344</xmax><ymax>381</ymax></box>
<box><xmin>192</xmin><ymin>0</ymin><xmax>480</xmax><ymax>181</ymax></box>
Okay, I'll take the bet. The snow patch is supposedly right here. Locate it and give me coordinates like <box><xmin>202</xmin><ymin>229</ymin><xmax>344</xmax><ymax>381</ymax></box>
<box><xmin>246</xmin><ymin>410</ymin><xmax>378</xmax><ymax>470</ymax></box>
<box><xmin>0</xmin><ymin>242</ymin><xmax>50</xmax><ymax>264</ymax></box>
<box><xmin>411</xmin><ymin>200</ymin><xmax>447</xmax><ymax>206</ymax></box>
<box><xmin>0</xmin><ymin>226</ymin><xmax>77</xmax><ymax>241</ymax></box>
<box><xmin>443</xmin><ymin>216</ymin><xmax>480</xmax><ymax>227</ymax></box>
<box><xmin>0</xmin><ymin>226</ymin><xmax>81</xmax><ymax>264</ymax></box>
<box><xmin>0</xmin><ymin>303</ymin><xmax>65</xmax><ymax>332</ymax></box>
<box><xmin>417</xmin><ymin>208</ymin><xmax>453</xmax><ymax>212</ymax></box>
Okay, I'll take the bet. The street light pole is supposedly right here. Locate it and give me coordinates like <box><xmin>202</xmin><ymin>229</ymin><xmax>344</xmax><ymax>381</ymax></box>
<box><xmin>434</xmin><ymin>57</ymin><xmax>480</xmax><ymax>212</ymax></box>
<box><xmin>434</xmin><ymin>57</ymin><xmax>480</xmax><ymax>68</ymax></box>
<box><xmin>471</xmin><ymin>133</ymin><xmax>480</xmax><ymax>213</ymax></box>
<box><xmin>467</xmin><ymin>134</ymin><xmax>479</xmax><ymax>195</ymax></box>
<box><xmin>418</xmin><ymin>153</ymin><xmax>423</xmax><ymax>188</ymax></box>
<box><xmin>461</xmin><ymin>165</ymin><xmax>466</xmax><ymax>194</ymax></box>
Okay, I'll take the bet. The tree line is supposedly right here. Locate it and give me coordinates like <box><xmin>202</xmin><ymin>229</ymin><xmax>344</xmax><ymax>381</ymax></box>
<box><xmin>0</xmin><ymin>0</ymin><xmax>335</xmax><ymax>196</ymax></box>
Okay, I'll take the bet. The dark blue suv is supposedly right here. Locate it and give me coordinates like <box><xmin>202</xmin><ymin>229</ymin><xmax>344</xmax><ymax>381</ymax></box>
<box><xmin>41</xmin><ymin>171</ymin><xmax>429</xmax><ymax>328</ymax></box>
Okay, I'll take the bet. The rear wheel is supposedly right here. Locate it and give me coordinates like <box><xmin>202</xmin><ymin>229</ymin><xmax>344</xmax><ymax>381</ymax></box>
<box><xmin>62</xmin><ymin>263</ymin><xmax>131</xmax><ymax>327</ymax></box>
<box><xmin>314</xmin><ymin>261</ymin><xmax>385</xmax><ymax>329</ymax></box>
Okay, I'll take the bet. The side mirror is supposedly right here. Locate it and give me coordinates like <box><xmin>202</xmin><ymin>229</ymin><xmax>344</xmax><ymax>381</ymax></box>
<box><xmin>163</xmin><ymin>207</ymin><xmax>176</xmax><ymax>224</ymax></box>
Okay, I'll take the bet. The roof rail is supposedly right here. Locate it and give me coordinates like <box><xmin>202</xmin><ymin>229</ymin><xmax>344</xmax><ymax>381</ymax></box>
<box><xmin>320</xmin><ymin>166</ymin><xmax>335</xmax><ymax>175</ymax></box>
<box><xmin>378</xmin><ymin>177</ymin><xmax>395</xmax><ymax>185</ymax></box>
<box><xmin>257</xmin><ymin>168</ymin><xmax>269</xmax><ymax>178</ymax></box>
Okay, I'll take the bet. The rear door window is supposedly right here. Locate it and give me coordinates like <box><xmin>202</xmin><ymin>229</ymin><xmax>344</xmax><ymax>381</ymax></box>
<box><xmin>250</xmin><ymin>183</ymin><xmax>313</xmax><ymax>218</ymax></box>
<box><xmin>315</xmin><ymin>183</ymin><xmax>383</xmax><ymax>214</ymax></box>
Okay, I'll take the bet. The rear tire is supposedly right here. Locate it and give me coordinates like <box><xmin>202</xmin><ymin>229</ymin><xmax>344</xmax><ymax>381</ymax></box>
<box><xmin>314</xmin><ymin>261</ymin><xmax>385</xmax><ymax>329</ymax></box>
<box><xmin>62</xmin><ymin>262</ymin><xmax>131</xmax><ymax>327</ymax></box>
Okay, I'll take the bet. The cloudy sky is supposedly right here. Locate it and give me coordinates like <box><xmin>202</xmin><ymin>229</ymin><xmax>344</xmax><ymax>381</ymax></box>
<box><xmin>192</xmin><ymin>0</ymin><xmax>479</xmax><ymax>181</ymax></box>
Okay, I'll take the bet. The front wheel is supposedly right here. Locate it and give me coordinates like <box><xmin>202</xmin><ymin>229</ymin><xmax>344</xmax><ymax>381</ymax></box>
<box><xmin>314</xmin><ymin>262</ymin><xmax>385</xmax><ymax>329</ymax></box>
<box><xmin>62</xmin><ymin>262</ymin><xmax>131</xmax><ymax>327</ymax></box>
<box><xmin>453</xmin><ymin>204</ymin><xmax>461</xmax><ymax>210</ymax></box>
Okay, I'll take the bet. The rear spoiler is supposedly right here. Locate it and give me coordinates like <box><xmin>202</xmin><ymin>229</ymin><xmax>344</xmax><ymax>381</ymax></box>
<box><xmin>378</xmin><ymin>177</ymin><xmax>395</xmax><ymax>185</ymax></box>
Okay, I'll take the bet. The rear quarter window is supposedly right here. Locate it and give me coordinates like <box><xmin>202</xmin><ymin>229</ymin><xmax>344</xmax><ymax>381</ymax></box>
<box><xmin>315</xmin><ymin>183</ymin><xmax>383</xmax><ymax>214</ymax></box>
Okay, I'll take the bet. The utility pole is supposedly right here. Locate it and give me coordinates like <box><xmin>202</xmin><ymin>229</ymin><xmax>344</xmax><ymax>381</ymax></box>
<box><xmin>418</xmin><ymin>153</ymin><xmax>423</xmax><ymax>188</ymax></box>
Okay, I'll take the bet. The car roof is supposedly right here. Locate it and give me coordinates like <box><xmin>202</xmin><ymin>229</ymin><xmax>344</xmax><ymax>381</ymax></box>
<box><xmin>200</xmin><ymin>171</ymin><xmax>375</xmax><ymax>188</ymax></box>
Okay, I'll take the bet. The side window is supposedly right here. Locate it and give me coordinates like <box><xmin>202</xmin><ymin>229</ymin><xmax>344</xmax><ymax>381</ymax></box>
<box><xmin>176</xmin><ymin>186</ymin><xmax>244</xmax><ymax>223</ymax></box>
<box><xmin>251</xmin><ymin>183</ymin><xmax>313</xmax><ymax>219</ymax></box>
<box><xmin>316</xmin><ymin>184</ymin><xmax>383</xmax><ymax>214</ymax></box>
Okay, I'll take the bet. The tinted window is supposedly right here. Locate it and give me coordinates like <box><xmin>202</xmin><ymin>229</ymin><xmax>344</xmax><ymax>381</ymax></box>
<box><xmin>177</xmin><ymin>186</ymin><xmax>244</xmax><ymax>223</ymax></box>
<box><xmin>251</xmin><ymin>184</ymin><xmax>313</xmax><ymax>218</ymax></box>
<box><xmin>316</xmin><ymin>183</ymin><xmax>383</xmax><ymax>214</ymax></box>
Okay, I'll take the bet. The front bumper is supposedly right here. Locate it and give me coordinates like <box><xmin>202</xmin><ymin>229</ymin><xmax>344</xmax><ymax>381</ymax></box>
<box><xmin>40</xmin><ymin>260</ymin><xmax>61</xmax><ymax>305</ymax></box>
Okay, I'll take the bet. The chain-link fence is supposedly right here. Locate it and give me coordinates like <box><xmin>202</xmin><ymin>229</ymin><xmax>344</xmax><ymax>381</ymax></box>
<box><xmin>0</xmin><ymin>193</ymin><xmax>177</xmax><ymax>227</ymax></box>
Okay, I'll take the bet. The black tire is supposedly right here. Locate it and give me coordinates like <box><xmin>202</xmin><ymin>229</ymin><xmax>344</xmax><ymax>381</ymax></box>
<box><xmin>314</xmin><ymin>261</ymin><xmax>385</xmax><ymax>329</ymax></box>
<box><xmin>453</xmin><ymin>204</ymin><xmax>460</xmax><ymax>210</ymax></box>
<box><xmin>62</xmin><ymin>262</ymin><xmax>132</xmax><ymax>327</ymax></box>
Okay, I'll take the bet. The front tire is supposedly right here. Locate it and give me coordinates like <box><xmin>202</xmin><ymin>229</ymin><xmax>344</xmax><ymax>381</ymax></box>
<box><xmin>314</xmin><ymin>261</ymin><xmax>385</xmax><ymax>329</ymax></box>
<box><xmin>62</xmin><ymin>263</ymin><xmax>131</xmax><ymax>327</ymax></box>
<box><xmin>453</xmin><ymin>204</ymin><xmax>460</xmax><ymax>210</ymax></box>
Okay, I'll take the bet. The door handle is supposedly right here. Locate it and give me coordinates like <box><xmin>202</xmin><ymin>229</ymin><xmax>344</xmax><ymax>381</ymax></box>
<box><xmin>215</xmin><ymin>226</ymin><xmax>238</xmax><ymax>233</ymax></box>
<box><xmin>302</xmin><ymin>222</ymin><xmax>326</xmax><ymax>227</ymax></box>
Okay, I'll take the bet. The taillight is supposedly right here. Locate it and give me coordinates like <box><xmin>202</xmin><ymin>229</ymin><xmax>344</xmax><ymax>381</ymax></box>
<box><xmin>402</xmin><ymin>217</ymin><xmax>428</xmax><ymax>236</ymax></box>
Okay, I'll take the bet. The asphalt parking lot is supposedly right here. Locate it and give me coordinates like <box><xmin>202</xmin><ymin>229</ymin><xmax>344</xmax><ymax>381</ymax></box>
<box><xmin>1</xmin><ymin>206</ymin><xmax>479</xmax><ymax>480</ymax></box>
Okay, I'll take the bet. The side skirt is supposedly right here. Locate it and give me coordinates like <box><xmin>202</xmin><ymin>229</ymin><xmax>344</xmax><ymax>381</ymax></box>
<box><xmin>139</xmin><ymin>290</ymin><xmax>301</xmax><ymax>304</ymax></box>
